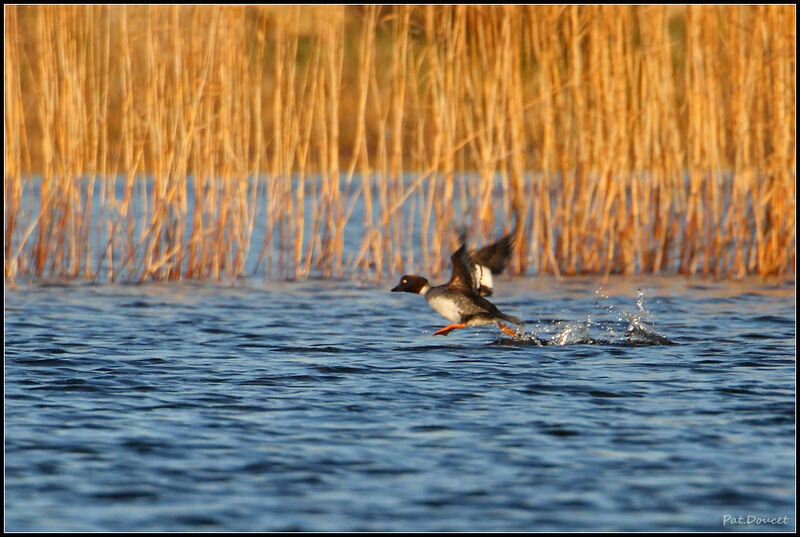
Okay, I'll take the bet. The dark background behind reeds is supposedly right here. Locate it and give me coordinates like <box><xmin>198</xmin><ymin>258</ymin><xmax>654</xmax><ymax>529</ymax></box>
<box><xmin>4</xmin><ymin>5</ymin><xmax>795</xmax><ymax>283</ymax></box>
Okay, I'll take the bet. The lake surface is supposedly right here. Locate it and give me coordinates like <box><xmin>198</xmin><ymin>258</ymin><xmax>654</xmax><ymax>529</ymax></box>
<box><xmin>4</xmin><ymin>274</ymin><xmax>796</xmax><ymax>531</ymax></box>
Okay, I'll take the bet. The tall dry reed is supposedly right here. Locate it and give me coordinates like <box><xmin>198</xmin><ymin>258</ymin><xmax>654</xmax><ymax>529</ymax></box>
<box><xmin>4</xmin><ymin>5</ymin><xmax>795</xmax><ymax>284</ymax></box>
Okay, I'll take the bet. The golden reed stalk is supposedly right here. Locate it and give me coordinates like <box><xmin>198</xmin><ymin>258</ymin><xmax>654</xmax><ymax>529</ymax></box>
<box><xmin>4</xmin><ymin>5</ymin><xmax>795</xmax><ymax>284</ymax></box>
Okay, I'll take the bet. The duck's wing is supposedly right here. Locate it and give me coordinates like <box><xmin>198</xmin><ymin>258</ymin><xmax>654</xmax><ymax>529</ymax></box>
<box><xmin>471</xmin><ymin>230</ymin><xmax>515</xmax><ymax>273</ymax></box>
<box><xmin>447</xmin><ymin>242</ymin><xmax>480</xmax><ymax>295</ymax></box>
<box><xmin>468</xmin><ymin>230</ymin><xmax>516</xmax><ymax>296</ymax></box>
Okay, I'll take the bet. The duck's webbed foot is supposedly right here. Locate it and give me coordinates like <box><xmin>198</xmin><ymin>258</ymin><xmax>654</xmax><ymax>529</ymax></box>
<box><xmin>498</xmin><ymin>323</ymin><xmax>517</xmax><ymax>337</ymax></box>
<box><xmin>433</xmin><ymin>323</ymin><xmax>467</xmax><ymax>336</ymax></box>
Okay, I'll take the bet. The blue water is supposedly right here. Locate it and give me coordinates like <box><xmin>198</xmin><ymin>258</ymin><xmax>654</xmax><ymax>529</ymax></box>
<box><xmin>4</xmin><ymin>275</ymin><xmax>796</xmax><ymax>531</ymax></box>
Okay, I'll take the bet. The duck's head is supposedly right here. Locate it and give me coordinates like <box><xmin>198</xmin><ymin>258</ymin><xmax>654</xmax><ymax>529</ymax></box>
<box><xmin>391</xmin><ymin>275</ymin><xmax>429</xmax><ymax>294</ymax></box>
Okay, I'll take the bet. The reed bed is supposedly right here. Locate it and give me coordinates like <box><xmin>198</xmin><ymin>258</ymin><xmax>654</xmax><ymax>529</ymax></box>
<box><xmin>4</xmin><ymin>5</ymin><xmax>795</xmax><ymax>284</ymax></box>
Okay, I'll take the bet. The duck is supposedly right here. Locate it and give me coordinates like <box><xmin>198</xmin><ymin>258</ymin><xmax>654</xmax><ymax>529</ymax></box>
<box><xmin>390</xmin><ymin>230</ymin><xmax>523</xmax><ymax>336</ymax></box>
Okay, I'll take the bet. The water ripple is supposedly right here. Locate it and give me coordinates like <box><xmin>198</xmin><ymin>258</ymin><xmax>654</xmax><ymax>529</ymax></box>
<box><xmin>4</xmin><ymin>276</ymin><xmax>795</xmax><ymax>532</ymax></box>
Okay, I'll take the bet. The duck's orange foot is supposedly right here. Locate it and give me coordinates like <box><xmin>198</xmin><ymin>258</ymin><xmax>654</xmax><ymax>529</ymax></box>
<box><xmin>433</xmin><ymin>323</ymin><xmax>466</xmax><ymax>336</ymax></box>
<box><xmin>498</xmin><ymin>323</ymin><xmax>517</xmax><ymax>337</ymax></box>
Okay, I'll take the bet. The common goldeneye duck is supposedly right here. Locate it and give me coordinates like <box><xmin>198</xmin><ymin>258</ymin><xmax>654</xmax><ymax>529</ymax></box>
<box><xmin>391</xmin><ymin>231</ymin><xmax>523</xmax><ymax>337</ymax></box>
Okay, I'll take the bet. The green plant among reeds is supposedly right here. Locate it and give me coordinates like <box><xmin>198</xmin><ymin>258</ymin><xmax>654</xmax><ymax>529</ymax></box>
<box><xmin>4</xmin><ymin>5</ymin><xmax>795</xmax><ymax>285</ymax></box>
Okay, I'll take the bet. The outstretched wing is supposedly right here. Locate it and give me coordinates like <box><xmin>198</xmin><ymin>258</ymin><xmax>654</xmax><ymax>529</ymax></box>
<box><xmin>447</xmin><ymin>242</ymin><xmax>478</xmax><ymax>294</ymax></box>
<box><xmin>447</xmin><ymin>229</ymin><xmax>516</xmax><ymax>296</ymax></box>
<box><xmin>471</xmin><ymin>230</ymin><xmax>515</xmax><ymax>274</ymax></box>
<box><xmin>468</xmin><ymin>230</ymin><xmax>516</xmax><ymax>296</ymax></box>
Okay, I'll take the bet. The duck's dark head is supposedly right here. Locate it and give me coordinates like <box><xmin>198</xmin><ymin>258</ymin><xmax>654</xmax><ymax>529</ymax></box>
<box><xmin>391</xmin><ymin>275</ymin><xmax>429</xmax><ymax>294</ymax></box>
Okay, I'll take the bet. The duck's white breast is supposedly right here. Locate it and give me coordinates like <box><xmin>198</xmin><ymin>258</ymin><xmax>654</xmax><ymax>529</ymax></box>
<box><xmin>426</xmin><ymin>292</ymin><xmax>462</xmax><ymax>322</ymax></box>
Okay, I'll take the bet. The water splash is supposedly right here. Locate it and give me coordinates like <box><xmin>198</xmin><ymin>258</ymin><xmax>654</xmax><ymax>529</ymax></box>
<box><xmin>550</xmin><ymin>319</ymin><xmax>593</xmax><ymax>346</ymax></box>
<box><xmin>622</xmin><ymin>289</ymin><xmax>673</xmax><ymax>345</ymax></box>
<box><xmin>498</xmin><ymin>287</ymin><xmax>672</xmax><ymax>346</ymax></box>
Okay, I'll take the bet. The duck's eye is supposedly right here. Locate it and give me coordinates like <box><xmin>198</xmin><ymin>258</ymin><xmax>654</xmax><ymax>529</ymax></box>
<box><xmin>402</xmin><ymin>278</ymin><xmax>407</xmax><ymax>284</ymax></box>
